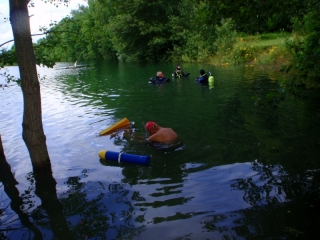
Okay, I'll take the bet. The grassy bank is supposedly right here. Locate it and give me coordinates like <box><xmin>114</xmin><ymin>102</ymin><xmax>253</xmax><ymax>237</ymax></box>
<box><xmin>209</xmin><ymin>32</ymin><xmax>292</xmax><ymax>69</ymax></box>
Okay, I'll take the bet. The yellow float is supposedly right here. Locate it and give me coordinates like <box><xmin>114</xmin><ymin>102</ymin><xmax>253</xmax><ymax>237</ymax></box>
<box><xmin>99</xmin><ymin>117</ymin><xmax>131</xmax><ymax>136</ymax></box>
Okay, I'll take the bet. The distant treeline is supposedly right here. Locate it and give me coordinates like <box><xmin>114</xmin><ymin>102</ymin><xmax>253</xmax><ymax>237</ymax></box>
<box><xmin>1</xmin><ymin>0</ymin><xmax>320</xmax><ymax>80</ymax></box>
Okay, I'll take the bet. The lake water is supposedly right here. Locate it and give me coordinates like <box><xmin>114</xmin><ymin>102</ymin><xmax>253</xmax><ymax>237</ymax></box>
<box><xmin>1</xmin><ymin>60</ymin><xmax>320</xmax><ymax>239</ymax></box>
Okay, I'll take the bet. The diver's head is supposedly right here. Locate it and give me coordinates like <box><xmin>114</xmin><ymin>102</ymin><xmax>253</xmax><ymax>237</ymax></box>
<box><xmin>157</xmin><ymin>71</ymin><xmax>164</xmax><ymax>78</ymax></box>
<box><xmin>145</xmin><ymin>121</ymin><xmax>158</xmax><ymax>133</ymax></box>
<box><xmin>176</xmin><ymin>65</ymin><xmax>181</xmax><ymax>72</ymax></box>
<box><xmin>200</xmin><ymin>69</ymin><xmax>205</xmax><ymax>75</ymax></box>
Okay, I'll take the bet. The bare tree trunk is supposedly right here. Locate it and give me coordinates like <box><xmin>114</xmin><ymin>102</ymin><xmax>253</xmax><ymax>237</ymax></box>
<box><xmin>9</xmin><ymin>0</ymin><xmax>51</xmax><ymax>170</ymax></box>
<box><xmin>8</xmin><ymin>2</ymin><xmax>73</xmax><ymax>238</ymax></box>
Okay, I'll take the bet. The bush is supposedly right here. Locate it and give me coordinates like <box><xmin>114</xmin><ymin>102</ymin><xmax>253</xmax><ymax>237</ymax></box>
<box><xmin>213</xmin><ymin>18</ymin><xmax>237</xmax><ymax>56</ymax></box>
<box><xmin>285</xmin><ymin>8</ymin><xmax>320</xmax><ymax>81</ymax></box>
<box><xmin>230</xmin><ymin>44</ymin><xmax>259</xmax><ymax>64</ymax></box>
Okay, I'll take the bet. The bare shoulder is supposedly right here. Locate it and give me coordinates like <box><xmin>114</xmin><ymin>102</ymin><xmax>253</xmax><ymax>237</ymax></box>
<box><xmin>166</xmin><ymin>127</ymin><xmax>178</xmax><ymax>135</ymax></box>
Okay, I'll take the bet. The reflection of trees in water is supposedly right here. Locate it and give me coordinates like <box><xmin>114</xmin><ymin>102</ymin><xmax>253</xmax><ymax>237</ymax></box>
<box><xmin>1</xmin><ymin>130</ymin><xmax>143</xmax><ymax>239</ymax></box>
<box><xmin>231</xmin><ymin>161</ymin><xmax>286</xmax><ymax>206</ymax></box>
<box><xmin>58</xmin><ymin>170</ymin><xmax>146</xmax><ymax>239</ymax></box>
<box><xmin>0</xmin><ymin>150</ymin><xmax>42</xmax><ymax>239</ymax></box>
<box><xmin>1</xmin><ymin>166</ymin><xmax>147</xmax><ymax>239</ymax></box>
<box><xmin>98</xmin><ymin>129</ymin><xmax>203</xmax><ymax>231</ymax></box>
<box><xmin>231</xmin><ymin>161</ymin><xmax>320</xmax><ymax>206</ymax></box>
<box><xmin>33</xmin><ymin>167</ymin><xmax>73</xmax><ymax>239</ymax></box>
<box><xmin>0</xmin><ymin>165</ymin><xmax>73</xmax><ymax>239</ymax></box>
<box><xmin>1</xmin><ymin>127</ymin><xmax>73</xmax><ymax>239</ymax></box>
<box><xmin>3</xmin><ymin>142</ymin><xmax>319</xmax><ymax>239</ymax></box>
<box><xmin>60</xmin><ymin>173</ymin><xmax>110</xmax><ymax>239</ymax></box>
<box><xmin>201</xmin><ymin>161</ymin><xmax>320</xmax><ymax>239</ymax></box>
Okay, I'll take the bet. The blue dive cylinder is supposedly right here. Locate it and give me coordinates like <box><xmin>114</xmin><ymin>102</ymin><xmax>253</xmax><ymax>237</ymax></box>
<box><xmin>99</xmin><ymin>150</ymin><xmax>151</xmax><ymax>164</ymax></box>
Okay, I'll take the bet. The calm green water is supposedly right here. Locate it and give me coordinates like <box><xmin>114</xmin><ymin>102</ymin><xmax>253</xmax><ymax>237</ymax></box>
<box><xmin>0</xmin><ymin>60</ymin><xmax>320</xmax><ymax>239</ymax></box>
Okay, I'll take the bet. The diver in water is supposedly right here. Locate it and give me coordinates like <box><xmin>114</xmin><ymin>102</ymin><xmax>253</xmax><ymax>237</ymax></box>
<box><xmin>172</xmin><ymin>65</ymin><xmax>190</xmax><ymax>79</ymax></box>
<box><xmin>116</xmin><ymin>121</ymin><xmax>181</xmax><ymax>151</ymax></box>
<box><xmin>195</xmin><ymin>69</ymin><xmax>209</xmax><ymax>83</ymax></box>
<box><xmin>145</xmin><ymin>121</ymin><xmax>178</xmax><ymax>143</ymax></box>
<box><xmin>149</xmin><ymin>71</ymin><xmax>170</xmax><ymax>84</ymax></box>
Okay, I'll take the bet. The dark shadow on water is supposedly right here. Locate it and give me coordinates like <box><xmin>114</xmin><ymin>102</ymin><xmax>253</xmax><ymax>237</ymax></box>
<box><xmin>225</xmin><ymin>161</ymin><xmax>320</xmax><ymax>239</ymax></box>
<box><xmin>0</xmin><ymin>135</ymin><xmax>43</xmax><ymax>239</ymax></box>
<box><xmin>99</xmin><ymin>158</ymin><xmax>151</xmax><ymax>168</ymax></box>
<box><xmin>2</xmin><ymin>63</ymin><xmax>320</xmax><ymax>239</ymax></box>
<box><xmin>146</xmin><ymin>139</ymin><xmax>184</xmax><ymax>152</ymax></box>
<box><xmin>32</xmin><ymin>167</ymin><xmax>74</xmax><ymax>239</ymax></box>
<box><xmin>1</xmin><ymin>135</ymin><xmax>73</xmax><ymax>239</ymax></box>
<box><xmin>2</xmin><ymin>143</ymin><xmax>320</xmax><ymax>239</ymax></box>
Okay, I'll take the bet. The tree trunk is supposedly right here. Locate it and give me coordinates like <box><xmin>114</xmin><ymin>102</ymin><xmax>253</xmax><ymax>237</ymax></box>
<box><xmin>9</xmin><ymin>0</ymin><xmax>51</xmax><ymax>170</ymax></box>
<box><xmin>8</xmin><ymin>2</ymin><xmax>73</xmax><ymax>238</ymax></box>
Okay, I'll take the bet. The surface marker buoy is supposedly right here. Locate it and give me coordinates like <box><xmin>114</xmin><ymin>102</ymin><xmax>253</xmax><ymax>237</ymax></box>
<box><xmin>99</xmin><ymin>150</ymin><xmax>150</xmax><ymax>165</ymax></box>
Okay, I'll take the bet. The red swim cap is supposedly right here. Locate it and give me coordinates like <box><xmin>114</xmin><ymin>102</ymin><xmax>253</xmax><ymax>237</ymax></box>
<box><xmin>145</xmin><ymin>121</ymin><xmax>157</xmax><ymax>131</ymax></box>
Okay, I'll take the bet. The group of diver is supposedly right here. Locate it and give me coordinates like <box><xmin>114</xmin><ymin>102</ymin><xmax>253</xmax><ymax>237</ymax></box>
<box><xmin>144</xmin><ymin>65</ymin><xmax>214</xmax><ymax>145</ymax></box>
<box><xmin>148</xmin><ymin>64</ymin><xmax>212</xmax><ymax>84</ymax></box>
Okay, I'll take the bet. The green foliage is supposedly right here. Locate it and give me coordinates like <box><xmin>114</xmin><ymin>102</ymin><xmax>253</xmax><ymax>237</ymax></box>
<box><xmin>178</xmin><ymin>33</ymin><xmax>211</xmax><ymax>62</ymax></box>
<box><xmin>0</xmin><ymin>46</ymin><xmax>17</xmax><ymax>67</ymax></box>
<box><xmin>285</xmin><ymin>1</ymin><xmax>320</xmax><ymax>82</ymax></box>
<box><xmin>33</xmin><ymin>3</ymin><xmax>116</xmax><ymax>65</ymax></box>
<box><xmin>203</xmin><ymin>0</ymin><xmax>301</xmax><ymax>34</ymax></box>
<box><xmin>104</xmin><ymin>0</ymin><xmax>178</xmax><ymax>62</ymax></box>
<box><xmin>0</xmin><ymin>46</ymin><xmax>21</xmax><ymax>85</ymax></box>
<box><xmin>229</xmin><ymin>45</ymin><xmax>259</xmax><ymax>65</ymax></box>
<box><xmin>214</xmin><ymin>18</ymin><xmax>237</xmax><ymax>52</ymax></box>
<box><xmin>254</xmin><ymin>45</ymin><xmax>288</xmax><ymax>65</ymax></box>
<box><xmin>0</xmin><ymin>70</ymin><xmax>21</xmax><ymax>86</ymax></box>
<box><xmin>2</xmin><ymin>0</ymin><xmax>318</xmax><ymax>85</ymax></box>
<box><xmin>169</xmin><ymin>0</ymin><xmax>216</xmax><ymax>63</ymax></box>
<box><xmin>209</xmin><ymin>31</ymin><xmax>292</xmax><ymax>66</ymax></box>
<box><xmin>33</xmin><ymin>40</ymin><xmax>57</xmax><ymax>68</ymax></box>
<box><xmin>211</xmin><ymin>43</ymin><xmax>259</xmax><ymax>66</ymax></box>
<box><xmin>34</xmin><ymin>16</ymin><xmax>82</xmax><ymax>63</ymax></box>
<box><xmin>212</xmin><ymin>18</ymin><xmax>237</xmax><ymax>63</ymax></box>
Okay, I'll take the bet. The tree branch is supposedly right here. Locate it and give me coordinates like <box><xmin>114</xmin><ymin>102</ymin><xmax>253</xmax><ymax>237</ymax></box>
<box><xmin>0</xmin><ymin>30</ymin><xmax>79</xmax><ymax>48</ymax></box>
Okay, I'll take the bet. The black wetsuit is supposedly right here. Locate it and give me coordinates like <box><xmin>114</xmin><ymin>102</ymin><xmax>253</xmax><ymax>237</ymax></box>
<box><xmin>149</xmin><ymin>76</ymin><xmax>170</xmax><ymax>84</ymax></box>
<box><xmin>195</xmin><ymin>74</ymin><xmax>208</xmax><ymax>83</ymax></box>
<box><xmin>172</xmin><ymin>70</ymin><xmax>190</xmax><ymax>79</ymax></box>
